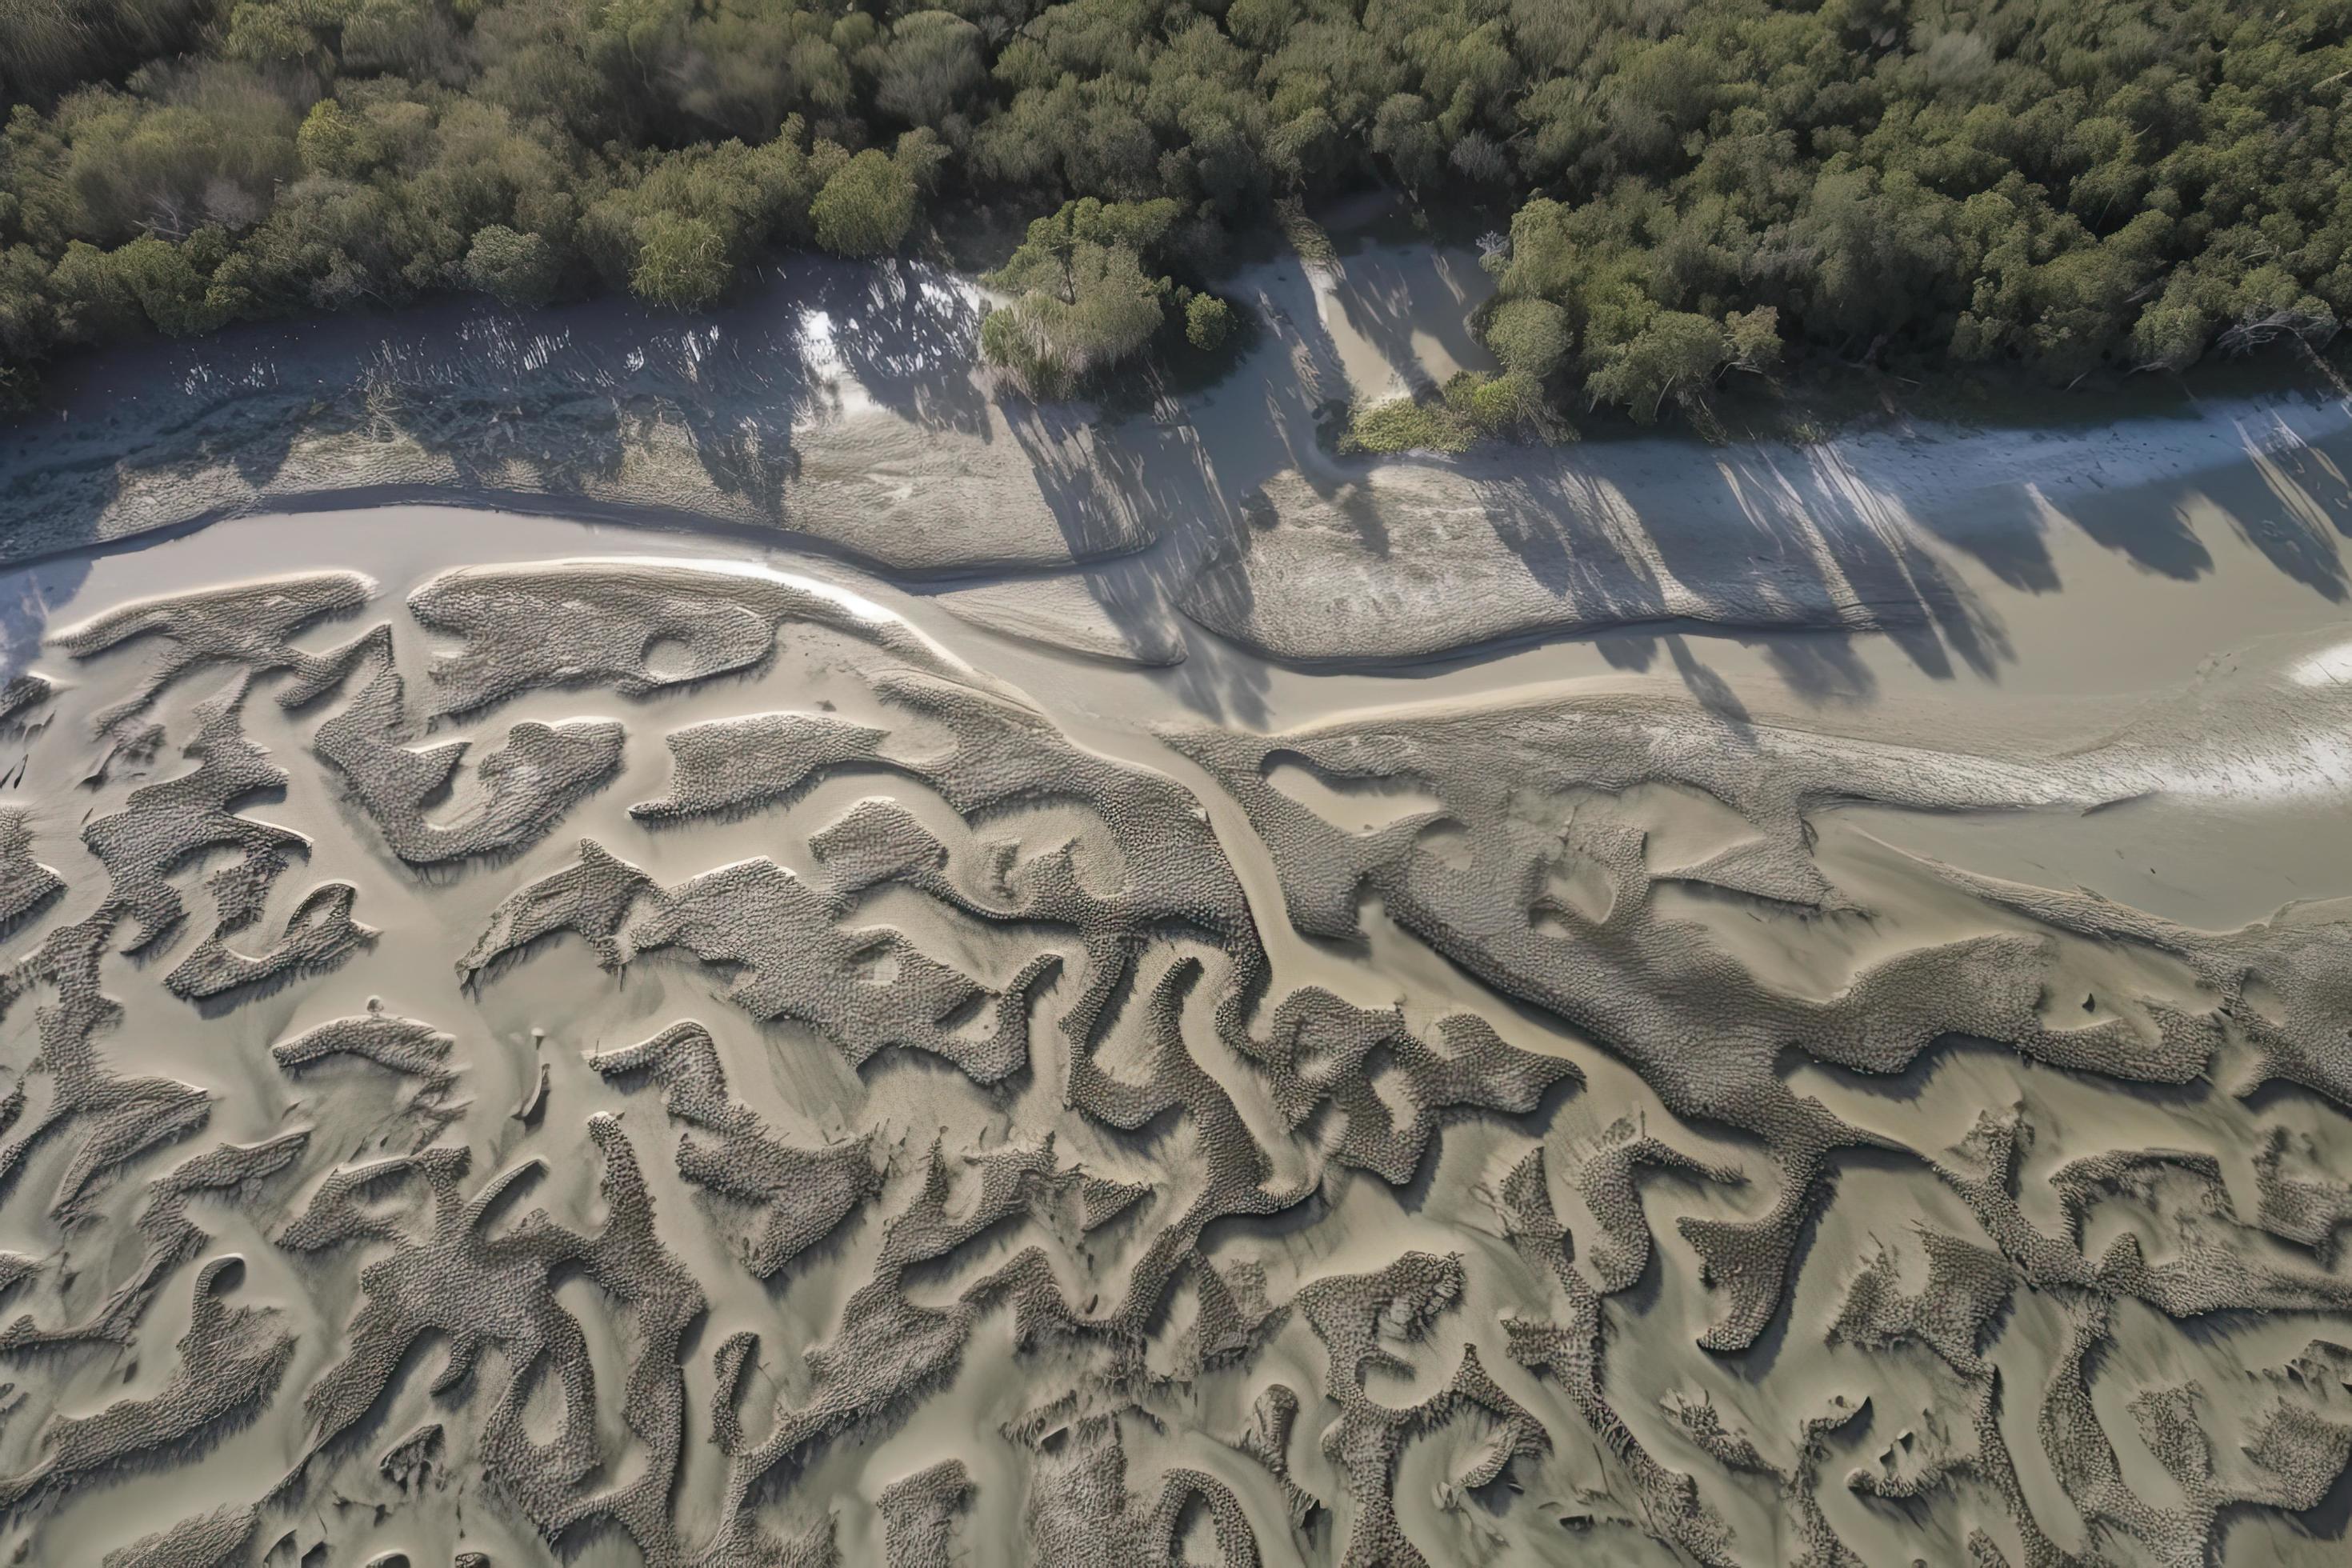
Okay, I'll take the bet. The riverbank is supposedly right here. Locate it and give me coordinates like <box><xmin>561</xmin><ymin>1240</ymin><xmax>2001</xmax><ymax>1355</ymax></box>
<box><xmin>6</xmin><ymin>244</ymin><xmax>2352</xmax><ymax>688</ymax></box>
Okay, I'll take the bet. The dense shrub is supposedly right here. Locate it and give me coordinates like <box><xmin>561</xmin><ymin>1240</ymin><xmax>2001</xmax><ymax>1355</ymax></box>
<box><xmin>2</xmin><ymin>0</ymin><xmax>2347</xmax><ymax>418</ymax></box>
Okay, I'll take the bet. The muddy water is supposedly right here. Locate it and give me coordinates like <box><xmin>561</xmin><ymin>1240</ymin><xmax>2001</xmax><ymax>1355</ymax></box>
<box><xmin>2</xmin><ymin>425</ymin><xmax>2350</xmax><ymax>1568</ymax></box>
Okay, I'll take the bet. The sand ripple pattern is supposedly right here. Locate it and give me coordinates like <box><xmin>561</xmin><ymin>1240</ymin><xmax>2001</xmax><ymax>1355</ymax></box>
<box><xmin>0</xmin><ymin>562</ymin><xmax>2346</xmax><ymax>1566</ymax></box>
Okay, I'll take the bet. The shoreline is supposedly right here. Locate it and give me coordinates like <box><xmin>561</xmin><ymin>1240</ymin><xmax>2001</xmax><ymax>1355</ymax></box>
<box><xmin>5</xmin><ymin>248</ymin><xmax>2351</xmax><ymax>682</ymax></box>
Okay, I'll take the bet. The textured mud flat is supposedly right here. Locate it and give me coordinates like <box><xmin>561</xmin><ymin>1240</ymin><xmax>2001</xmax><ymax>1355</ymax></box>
<box><xmin>0</xmin><ymin>523</ymin><xmax>2348</xmax><ymax>1568</ymax></box>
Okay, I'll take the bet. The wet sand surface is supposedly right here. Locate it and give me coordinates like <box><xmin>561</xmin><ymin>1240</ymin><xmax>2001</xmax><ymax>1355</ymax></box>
<box><xmin>7</xmin><ymin>233</ymin><xmax>2352</xmax><ymax>1566</ymax></box>
<box><xmin>0</xmin><ymin>446</ymin><xmax>2347</xmax><ymax>1568</ymax></box>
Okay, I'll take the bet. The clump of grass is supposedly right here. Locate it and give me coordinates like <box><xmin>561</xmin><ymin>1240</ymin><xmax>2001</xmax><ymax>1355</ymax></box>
<box><xmin>1338</xmin><ymin>370</ymin><xmax>1566</xmax><ymax>454</ymax></box>
<box><xmin>1340</xmin><ymin>394</ymin><xmax>1478</xmax><ymax>455</ymax></box>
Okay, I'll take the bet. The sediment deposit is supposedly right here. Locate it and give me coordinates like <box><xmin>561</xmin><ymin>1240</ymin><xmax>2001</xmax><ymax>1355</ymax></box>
<box><xmin>0</xmin><ymin>503</ymin><xmax>2343</xmax><ymax>1568</ymax></box>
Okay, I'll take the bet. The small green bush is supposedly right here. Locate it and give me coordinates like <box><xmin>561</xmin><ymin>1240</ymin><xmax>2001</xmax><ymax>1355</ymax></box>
<box><xmin>810</xmin><ymin>150</ymin><xmax>918</xmax><ymax>258</ymax></box>
<box><xmin>1185</xmin><ymin>293</ymin><xmax>1235</xmax><ymax>352</ymax></box>
<box><xmin>463</xmin><ymin>226</ymin><xmax>562</xmax><ymax>310</ymax></box>
<box><xmin>1340</xmin><ymin>393</ymin><xmax>1478</xmax><ymax>455</ymax></box>
<box><xmin>630</xmin><ymin>214</ymin><xmax>731</xmax><ymax>310</ymax></box>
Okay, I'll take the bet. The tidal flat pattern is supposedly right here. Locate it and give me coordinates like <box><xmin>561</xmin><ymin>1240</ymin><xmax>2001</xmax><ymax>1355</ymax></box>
<box><xmin>0</xmin><ymin>557</ymin><xmax>2349</xmax><ymax>1567</ymax></box>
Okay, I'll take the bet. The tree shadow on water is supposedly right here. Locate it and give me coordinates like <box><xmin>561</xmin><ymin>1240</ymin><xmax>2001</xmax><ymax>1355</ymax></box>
<box><xmin>796</xmin><ymin>258</ymin><xmax>991</xmax><ymax>437</ymax></box>
<box><xmin>2191</xmin><ymin>414</ymin><xmax>2352</xmax><ymax>602</ymax></box>
<box><xmin>1462</xmin><ymin>439</ymin><xmax>2011</xmax><ymax>706</ymax></box>
<box><xmin>996</xmin><ymin>387</ymin><xmax>1279</xmax><ymax>728</ymax></box>
<box><xmin>1877</xmin><ymin>402</ymin><xmax>2352</xmax><ymax>606</ymax></box>
<box><xmin>1324</xmin><ymin>242</ymin><xmax>1498</xmax><ymax>397</ymax></box>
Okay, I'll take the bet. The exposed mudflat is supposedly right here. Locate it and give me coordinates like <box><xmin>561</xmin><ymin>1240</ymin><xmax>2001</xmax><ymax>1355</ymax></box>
<box><xmin>14</xmin><ymin>234</ymin><xmax>2352</xmax><ymax>674</ymax></box>
<box><xmin>0</xmin><ymin>461</ymin><xmax>2345</xmax><ymax>1566</ymax></box>
<box><xmin>7</xmin><ymin>241</ymin><xmax>2352</xmax><ymax>1566</ymax></box>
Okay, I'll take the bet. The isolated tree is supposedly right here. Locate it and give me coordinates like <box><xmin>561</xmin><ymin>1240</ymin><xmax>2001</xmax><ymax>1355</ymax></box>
<box><xmin>1185</xmin><ymin>291</ymin><xmax>1235</xmax><ymax>352</ymax></box>
<box><xmin>982</xmin><ymin>198</ymin><xmax>1181</xmax><ymax>394</ymax></box>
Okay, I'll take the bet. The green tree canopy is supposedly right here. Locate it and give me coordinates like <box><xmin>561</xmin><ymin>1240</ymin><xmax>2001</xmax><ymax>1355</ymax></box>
<box><xmin>1185</xmin><ymin>290</ymin><xmax>1234</xmax><ymax>352</ymax></box>
<box><xmin>1586</xmin><ymin>310</ymin><xmax>1738</xmax><ymax>423</ymax></box>
<box><xmin>2</xmin><ymin>0</ymin><xmax>2350</xmax><ymax>414</ymax></box>
<box><xmin>810</xmin><ymin>148</ymin><xmax>918</xmax><ymax>257</ymax></box>
<box><xmin>463</xmin><ymin>224</ymin><xmax>562</xmax><ymax>308</ymax></box>
<box><xmin>1482</xmin><ymin>298</ymin><xmax>1570</xmax><ymax>379</ymax></box>
<box><xmin>630</xmin><ymin>213</ymin><xmax>730</xmax><ymax>310</ymax></box>
<box><xmin>981</xmin><ymin>198</ymin><xmax>1185</xmax><ymax>395</ymax></box>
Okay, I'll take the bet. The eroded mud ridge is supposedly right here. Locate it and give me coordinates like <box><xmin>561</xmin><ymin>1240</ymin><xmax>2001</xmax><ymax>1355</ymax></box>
<box><xmin>1</xmin><ymin>558</ymin><xmax>2349</xmax><ymax>1566</ymax></box>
